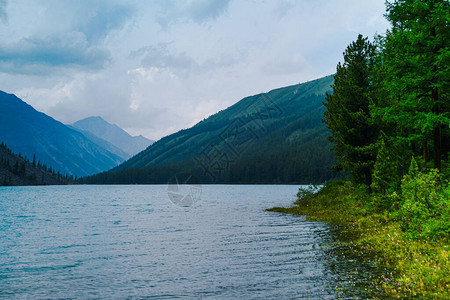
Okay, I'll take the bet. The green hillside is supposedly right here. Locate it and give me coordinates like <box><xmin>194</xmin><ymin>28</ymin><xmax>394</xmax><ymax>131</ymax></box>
<box><xmin>0</xmin><ymin>141</ymin><xmax>69</xmax><ymax>186</ymax></box>
<box><xmin>83</xmin><ymin>75</ymin><xmax>338</xmax><ymax>184</ymax></box>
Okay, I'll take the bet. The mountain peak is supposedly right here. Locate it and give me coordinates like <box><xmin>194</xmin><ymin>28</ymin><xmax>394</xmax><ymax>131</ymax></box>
<box><xmin>0</xmin><ymin>91</ymin><xmax>124</xmax><ymax>177</ymax></box>
<box><xmin>76</xmin><ymin>115</ymin><xmax>106</xmax><ymax>124</ymax></box>
<box><xmin>73</xmin><ymin>116</ymin><xmax>154</xmax><ymax>157</ymax></box>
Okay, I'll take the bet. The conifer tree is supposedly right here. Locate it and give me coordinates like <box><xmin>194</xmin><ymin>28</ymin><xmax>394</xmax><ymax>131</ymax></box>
<box><xmin>371</xmin><ymin>138</ymin><xmax>400</xmax><ymax>194</ymax></box>
<box><xmin>380</xmin><ymin>0</ymin><xmax>450</xmax><ymax>170</ymax></box>
<box><xmin>408</xmin><ymin>156</ymin><xmax>419</xmax><ymax>178</ymax></box>
<box><xmin>323</xmin><ymin>34</ymin><xmax>379</xmax><ymax>188</ymax></box>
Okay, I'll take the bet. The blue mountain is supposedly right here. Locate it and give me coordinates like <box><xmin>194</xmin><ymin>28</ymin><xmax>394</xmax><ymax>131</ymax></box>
<box><xmin>0</xmin><ymin>91</ymin><xmax>124</xmax><ymax>177</ymax></box>
<box><xmin>73</xmin><ymin>116</ymin><xmax>154</xmax><ymax>158</ymax></box>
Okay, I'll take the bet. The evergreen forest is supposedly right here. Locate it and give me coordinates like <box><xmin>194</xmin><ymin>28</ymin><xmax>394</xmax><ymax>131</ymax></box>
<box><xmin>82</xmin><ymin>75</ymin><xmax>339</xmax><ymax>184</ymax></box>
<box><xmin>322</xmin><ymin>0</ymin><xmax>449</xmax><ymax>239</ymax></box>
<box><xmin>270</xmin><ymin>1</ymin><xmax>449</xmax><ymax>296</ymax></box>
<box><xmin>0</xmin><ymin>141</ymin><xmax>73</xmax><ymax>185</ymax></box>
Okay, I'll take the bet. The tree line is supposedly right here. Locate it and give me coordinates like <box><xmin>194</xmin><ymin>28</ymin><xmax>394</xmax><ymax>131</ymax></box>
<box><xmin>323</xmin><ymin>0</ymin><xmax>449</xmax><ymax>238</ymax></box>
<box><xmin>0</xmin><ymin>141</ymin><xmax>73</xmax><ymax>185</ymax></box>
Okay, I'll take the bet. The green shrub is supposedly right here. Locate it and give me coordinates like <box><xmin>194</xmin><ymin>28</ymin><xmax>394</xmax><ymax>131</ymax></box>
<box><xmin>398</xmin><ymin>164</ymin><xmax>450</xmax><ymax>239</ymax></box>
<box><xmin>296</xmin><ymin>184</ymin><xmax>319</xmax><ymax>199</ymax></box>
<box><xmin>370</xmin><ymin>191</ymin><xmax>402</xmax><ymax>212</ymax></box>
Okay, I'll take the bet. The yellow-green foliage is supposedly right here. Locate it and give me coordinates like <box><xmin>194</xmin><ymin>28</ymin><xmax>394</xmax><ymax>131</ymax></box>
<box><xmin>359</xmin><ymin>223</ymin><xmax>449</xmax><ymax>298</ymax></box>
<box><xmin>399</xmin><ymin>167</ymin><xmax>450</xmax><ymax>239</ymax></box>
<box><xmin>268</xmin><ymin>179</ymin><xmax>450</xmax><ymax>298</ymax></box>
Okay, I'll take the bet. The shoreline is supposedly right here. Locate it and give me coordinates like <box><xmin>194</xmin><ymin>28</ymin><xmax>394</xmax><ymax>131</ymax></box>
<box><xmin>267</xmin><ymin>181</ymin><xmax>450</xmax><ymax>298</ymax></box>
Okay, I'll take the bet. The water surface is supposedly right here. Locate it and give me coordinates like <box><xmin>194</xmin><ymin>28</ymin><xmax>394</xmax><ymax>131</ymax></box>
<box><xmin>1</xmin><ymin>185</ymin><xmax>376</xmax><ymax>298</ymax></box>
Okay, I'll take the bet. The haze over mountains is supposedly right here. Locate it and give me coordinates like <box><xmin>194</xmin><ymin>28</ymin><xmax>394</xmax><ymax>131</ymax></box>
<box><xmin>1</xmin><ymin>75</ymin><xmax>337</xmax><ymax>184</ymax></box>
<box><xmin>72</xmin><ymin>116</ymin><xmax>154</xmax><ymax>159</ymax></box>
<box><xmin>85</xmin><ymin>75</ymin><xmax>337</xmax><ymax>184</ymax></box>
<box><xmin>0</xmin><ymin>91</ymin><xmax>147</xmax><ymax>177</ymax></box>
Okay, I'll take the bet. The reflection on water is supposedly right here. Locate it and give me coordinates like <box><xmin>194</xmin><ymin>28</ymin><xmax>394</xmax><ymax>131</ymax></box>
<box><xmin>0</xmin><ymin>185</ymin><xmax>384</xmax><ymax>298</ymax></box>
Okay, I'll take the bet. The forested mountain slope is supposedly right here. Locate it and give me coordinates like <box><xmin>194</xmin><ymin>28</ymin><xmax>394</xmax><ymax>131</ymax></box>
<box><xmin>0</xmin><ymin>91</ymin><xmax>124</xmax><ymax>177</ymax></box>
<box><xmin>0</xmin><ymin>142</ymin><xmax>67</xmax><ymax>186</ymax></box>
<box><xmin>84</xmin><ymin>75</ymin><xmax>338</xmax><ymax>184</ymax></box>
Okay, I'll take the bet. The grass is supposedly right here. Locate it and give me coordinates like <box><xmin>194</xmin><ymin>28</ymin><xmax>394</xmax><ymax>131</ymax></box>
<box><xmin>267</xmin><ymin>180</ymin><xmax>450</xmax><ymax>298</ymax></box>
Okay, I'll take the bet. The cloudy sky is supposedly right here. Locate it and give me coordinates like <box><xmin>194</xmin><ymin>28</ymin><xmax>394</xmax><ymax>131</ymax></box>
<box><xmin>0</xmin><ymin>0</ymin><xmax>389</xmax><ymax>140</ymax></box>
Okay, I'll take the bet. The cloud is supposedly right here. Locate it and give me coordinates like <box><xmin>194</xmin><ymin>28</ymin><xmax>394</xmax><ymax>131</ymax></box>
<box><xmin>132</xmin><ymin>43</ymin><xmax>243</xmax><ymax>80</ymax></box>
<box><xmin>37</xmin><ymin>70</ymin><xmax>134</xmax><ymax>125</ymax></box>
<box><xmin>263</xmin><ymin>54</ymin><xmax>309</xmax><ymax>75</ymax></box>
<box><xmin>65</xmin><ymin>0</ymin><xmax>134</xmax><ymax>43</ymax></box>
<box><xmin>0</xmin><ymin>0</ymin><xmax>6</xmax><ymax>22</ymax></box>
<box><xmin>155</xmin><ymin>0</ymin><xmax>231</xmax><ymax>27</ymax></box>
<box><xmin>0</xmin><ymin>0</ymin><xmax>134</xmax><ymax>74</ymax></box>
<box><xmin>181</xmin><ymin>0</ymin><xmax>231</xmax><ymax>22</ymax></box>
<box><xmin>0</xmin><ymin>33</ymin><xmax>110</xmax><ymax>74</ymax></box>
<box><xmin>2</xmin><ymin>0</ymin><xmax>390</xmax><ymax>141</ymax></box>
<box><xmin>137</xmin><ymin>44</ymin><xmax>199</xmax><ymax>73</ymax></box>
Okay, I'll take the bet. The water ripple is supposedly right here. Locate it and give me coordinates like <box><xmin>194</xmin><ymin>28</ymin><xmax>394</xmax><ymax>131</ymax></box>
<box><xmin>0</xmin><ymin>185</ymin><xmax>379</xmax><ymax>299</ymax></box>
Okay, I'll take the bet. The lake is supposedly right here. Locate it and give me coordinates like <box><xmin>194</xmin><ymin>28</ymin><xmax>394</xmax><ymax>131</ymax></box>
<box><xmin>0</xmin><ymin>185</ymin><xmax>379</xmax><ymax>298</ymax></box>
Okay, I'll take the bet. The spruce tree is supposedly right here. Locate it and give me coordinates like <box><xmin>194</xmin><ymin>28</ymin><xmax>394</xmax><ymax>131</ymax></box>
<box><xmin>371</xmin><ymin>138</ymin><xmax>400</xmax><ymax>194</ymax></box>
<box><xmin>380</xmin><ymin>0</ymin><xmax>450</xmax><ymax>170</ymax></box>
<box><xmin>323</xmin><ymin>34</ymin><xmax>379</xmax><ymax>188</ymax></box>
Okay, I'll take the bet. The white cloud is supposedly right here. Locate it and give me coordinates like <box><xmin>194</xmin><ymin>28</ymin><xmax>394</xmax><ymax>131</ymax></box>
<box><xmin>0</xmin><ymin>0</ymin><xmax>7</xmax><ymax>22</ymax></box>
<box><xmin>263</xmin><ymin>54</ymin><xmax>309</xmax><ymax>75</ymax></box>
<box><xmin>0</xmin><ymin>0</ymin><xmax>390</xmax><ymax>140</ymax></box>
<box><xmin>154</xmin><ymin>0</ymin><xmax>231</xmax><ymax>27</ymax></box>
<box><xmin>0</xmin><ymin>0</ymin><xmax>133</xmax><ymax>74</ymax></box>
<box><xmin>0</xmin><ymin>32</ymin><xmax>111</xmax><ymax>74</ymax></box>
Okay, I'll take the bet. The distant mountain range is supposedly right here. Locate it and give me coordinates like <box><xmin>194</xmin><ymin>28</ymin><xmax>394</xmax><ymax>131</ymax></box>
<box><xmin>84</xmin><ymin>75</ymin><xmax>338</xmax><ymax>184</ymax></box>
<box><xmin>1</xmin><ymin>75</ymin><xmax>336</xmax><ymax>183</ymax></box>
<box><xmin>72</xmin><ymin>116</ymin><xmax>154</xmax><ymax>159</ymax></box>
<box><xmin>0</xmin><ymin>91</ymin><xmax>134</xmax><ymax>177</ymax></box>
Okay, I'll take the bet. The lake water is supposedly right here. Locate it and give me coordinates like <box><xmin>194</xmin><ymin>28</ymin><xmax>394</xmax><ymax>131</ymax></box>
<box><xmin>0</xmin><ymin>185</ymin><xmax>380</xmax><ymax>299</ymax></box>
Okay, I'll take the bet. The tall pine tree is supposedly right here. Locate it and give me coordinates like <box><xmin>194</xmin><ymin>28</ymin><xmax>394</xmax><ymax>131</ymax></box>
<box><xmin>379</xmin><ymin>0</ymin><xmax>450</xmax><ymax>170</ymax></box>
<box><xmin>323</xmin><ymin>34</ymin><xmax>379</xmax><ymax>188</ymax></box>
